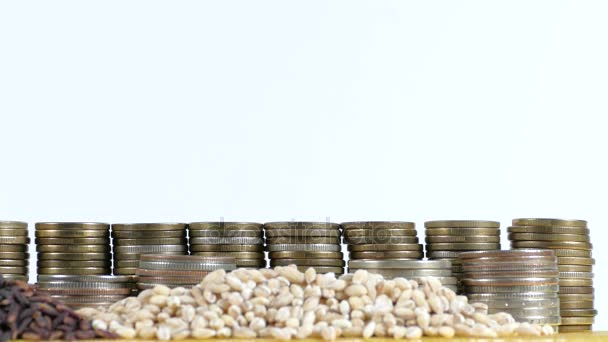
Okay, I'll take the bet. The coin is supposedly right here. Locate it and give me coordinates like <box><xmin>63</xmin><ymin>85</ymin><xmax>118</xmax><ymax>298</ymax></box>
<box><xmin>425</xmin><ymin>227</ymin><xmax>500</xmax><ymax>236</ymax></box>
<box><xmin>189</xmin><ymin>229</ymin><xmax>262</xmax><ymax>238</ymax></box>
<box><xmin>35</xmin><ymin>229</ymin><xmax>109</xmax><ymax>238</ymax></box>
<box><xmin>350</xmin><ymin>269</ymin><xmax>452</xmax><ymax>277</ymax></box>
<box><xmin>508</xmin><ymin>233</ymin><xmax>589</xmax><ymax>242</ymax></box>
<box><xmin>560</xmin><ymin>309</ymin><xmax>597</xmax><ymax>317</ymax></box>
<box><xmin>0</xmin><ymin>259</ymin><xmax>27</xmax><ymax>266</ymax></box>
<box><xmin>114</xmin><ymin>245</ymin><xmax>187</xmax><ymax>253</ymax></box>
<box><xmin>426</xmin><ymin>251</ymin><xmax>464</xmax><ymax>259</ymax></box>
<box><xmin>114</xmin><ymin>238</ymin><xmax>187</xmax><ymax>246</ymax></box>
<box><xmin>136</xmin><ymin>276</ymin><xmax>207</xmax><ymax>284</ymax></box>
<box><xmin>470</xmin><ymin>298</ymin><xmax>559</xmax><ymax>309</ymax></box>
<box><xmin>560</xmin><ymin>302</ymin><xmax>595</xmax><ymax>309</ymax></box>
<box><xmin>270</xmin><ymin>259</ymin><xmax>345</xmax><ymax>267</ymax></box>
<box><xmin>511</xmin><ymin>218</ymin><xmax>587</xmax><ymax>227</ymax></box>
<box><xmin>507</xmin><ymin>315</ymin><xmax>561</xmax><ymax>325</ymax></box>
<box><xmin>507</xmin><ymin>226</ymin><xmax>590</xmax><ymax>235</ymax></box>
<box><xmin>35</xmin><ymin>237</ymin><xmax>110</xmax><ymax>245</ymax></box>
<box><xmin>346</xmin><ymin>236</ymin><xmax>418</xmax><ymax>244</ymax></box>
<box><xmin>114</xmin><ymin>260</ymin><xmax>139</xmax><ymax>268</ymax></box>
<box><xmin>269</xmin><ymin>251</ymin><xmax>343</xmax><ymax>259</ymax></box>
<box><xmin>0</xmin><ymin>229</ymin><xmax>28</xmax><ymax>236</ymax></box>
<box><xmin>344</xmin><ymin>229</ymin><xmax>417</xmax><ymax>238</ymax></box>
<box><xmin>39</xmin><ymin>288</ymin><xmax>132</xmax><ymax>295</ymax></box>
<box><xmin>348</xmin><ymin>244</ymin><xmax>422</xmax><ymax>252</ymax></box>
<box><xmin>113</xmin><ymin>267</ymin><xmax>138</xmax><ymax>275</ymax></box>
<box><xmin>235</xmin><ymin>259</ymin><xmax>266</xmax><ymax>268</ymax></box>
<box><xmin>559</xmin><ymin>286</ymin><xmax>594</xmax><ymax>294</ymax></box>
<box><xmin>340</xmin><ymin>221</ymin><xmax>416</xmax><ymax>230</ymax></box>
<box><xmin>269</xmin><ymin>236</ymin><xmax>341</xmax><ymax>244</ymax></box>
<box><xmin>488</xmin><ymin>307</ymin><xmax>562</xmax><ymax>317</ymax></box>
<box><xmin>0</xmin><ymin>266</ymin><xmax>27</xmax><ymax>274</ymax></box>
<box><xmin>348</xmin><ymin>259</ymin><xmax>451</xmax><ymax>269</ymax></box>
<box><xmin>466</xmin><ymin>292</ymin><xmax>559</xmax><ymax>300</ymax></box>
<box><xmin>113</xmin><ymin>251</ymin><xmax>184</xmax><ymax>260</ymax></box>
<box><xmin>558</xmin><ymin>325</ymin><xmax>592</xmax><ymax>332</ymax></box>
<box><xmin>560</xmin><ymin>317</ymin><xmax>595</xmax><ymax>325</ymax></box>
<box><xmin>36</xmin><ymin>222</ymin><xmax>110</xmax><ymax>230</ymax></box>
<box><xmin>38</xmin><ymin>274</ymin><xmax>134</xmax><ymax>282</ymax></box>
<box><xmin>189</xmin><ymin>222</ymin><xmax>263</xmax><ymax>231</ymax></box>
<box><xmin>460</xmin><ymin>249</ymin><xmax>556</xmax><ymax>259</ymax></box>
<box><xmin>511</xmin><ymin>241</ymin><xmax>592</xmax><ymax>250</ymax></box>
<box><xmin>38</xmin><ymin>260</ymin><xmax>111</xmax><ymax>268</ymax></box>
<box><xmin>49</xmin><ymin>295</ymin><xmax>129</xmax><ymax>303</ymax></box>
<box><xmin>191</xmin><ymin>251</ymin><xmax>265</xmax><ymax>259</ymax></box>
<box><xmin>349</xmin><ymin>251</ymin><xmax>423</xmax><ymax>259</ymax></box>
<box><xmin>37</xmin><ymin>267</ymin><xmax>110</xmax><ymax>275</ymax></box>
<box><xmin>463</xmin><ymin>270</ymin><xmax>559</xmax><ymax>279</ymax></box>
<box><xmin>0</xmin><ymin>274</ymin><xmax>28</xmax><ymax>281</ymax></box>
<box><xmin>559</xmin><ymin>279</ymin><xmax>593</xmax><ymax>287</ymax></box>
<box><xmin>557</xmin><ymin>257</ymin><xmax>595</xmax><ymax>265</ymax></box>
<box><xmin>560</xmin><ymin>294</ymin><xmax>594</xmax><ymax>301</ymax></box>
<box><xmin>426</xmin><ymin>243</ymin><xmax>500</xmax><ymax>251</ymax></box>
<box><xmin>552</xmin><ymin>249</ymin><xmax>592</xmax><ymax>257</ymax></box>
<box><xmin>190</xmin><ymin>244</ymin><xmax>263</xmax><ymax>253</ymax></box>
<box><xmin>138</xmin><ymin>261</ymin><xmax>236</xmax><ymax>272</ymax></box>
<box><xmin>465</xmin><ymin>284</ymin><xmax>560</xmax><ymax>293</ymax></box>
<box><xmin>265</xmin><ymin>222</ymin><xmax>340</xmax><ymax>230</ymax></box>
<box><xmin>112</xmin><ymin>223</ymin><xmax>187</xmax><ymax>231</ymax></box>
<box><xmin>462</xmin><ymin>278</ymin><xmax>558</xmax><ymax>286</ymax></box>
<box><xmin>0</xmin><ymin>251</ymin><xmax>28</xmax><ymax>259</ymax></box>
<box><xmin>37</xmin><ymin>252</ymin><xmax>110</xmax><ymax>260</ymax></box>
<box><xmin>294</xmin><ymin>266</ymin><xmax>343</xmax><ymax>273</ymax></box>
<box><xmin>37</xmin><ymin>244</ymin><xmax>110</xmax><ymax>253</ymax></box>
<box><xmin>0</xmin><ymin>221</ymin><xmax>27</xmax><ymax>229</ymax></box>
<box><xmin>267</xmin><ymin>244</ymin><xmax>341</xmax><ymax>252</ymax></box>
<box><xmin>112</xmin><ymin>230</ymin><xmax>187</xmax><ymax>238</ymax></box>
<box><xmin>0</xmin><ymin>245</ymin><xmax>28</xmax><ymax>252</ymax></box>
<box><xmin>38</xmin><ymin>281</ymin><xmax>135</xmax><ymax>289</ymax></box>
<box><xmin>425</xmin><ymin>220</ymin><xmax>500</xmax><ymax>228</ymax></box>
<box><xmin>137</xmin><ymin>269</ymin><xmax>220</xmax><ymax>277</ymax></box>
<box><xmin>190</xmin><ymin>237</ymin><xmax>264</xmax><ymax>245</ymax></box>
<box><xmin>559</xmin><ymin>271</ymin><xmax>594</xmax><ymax>279</ymax></box>
<box><xmin>425</xmin><ymin>235</ymin><xmax>500</xmax><ymax>243</ymax></box>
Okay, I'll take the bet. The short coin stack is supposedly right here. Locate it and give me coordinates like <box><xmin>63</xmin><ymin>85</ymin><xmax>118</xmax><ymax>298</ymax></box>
<box><xmin>266</xmin><ymin>222</ymin><xmax>344</xmax><ymax>274</ymax></box>
<box><xmin>36</xmin><ymin>222</ymin><xmax>111</xmax><ymax>276</ymax></box>
<box><xmin>460</xmin><ymin>249</ymin><xmax>560</xmax><ymax>326</ymax></box>
<box><xmin>136</xmin><ymin>255</ymin><xmax>235</xmax><ymax>290</ymax></box>
<box><xmin>425</xmin><ymin>220</ymin><xmax>501</xmax><ymax>293</ymax></box>
<box><xmin>189</xmin><ymin>222</ymin><xmax>265</xmax><ymax>268</ymax></box>
<box><xmin>0</xmin><ymin>221</ymin><xmax>30</xmax><ymax>282</ymax></box>
<box><xmin>112</xmin><ymin>223</ymin><xmax>188</xmax><ymax>275</ymax></box>
<box><xmin>342</xmin><ymin>221</ymin><xmax>422</xmax><ymax>261</ymax></box>
<box><xmin>37</xmin><ymin>275</ymin><xmax>135</xmax><ymax>310</ymax></box>
<box><xmin>509</xmin><ymin>218</ymin><xmax>596</xmax><ymax>332</ymax></box>
<box><xmin>348</xmin><ymin>259</ymin><xmax>457</xmax><ymax>292</ymax></box>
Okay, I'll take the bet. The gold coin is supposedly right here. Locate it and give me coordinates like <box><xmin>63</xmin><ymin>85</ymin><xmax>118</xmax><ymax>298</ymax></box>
<box><xmin>560</xmin><ymin>317</ymin><xmax>595</xmax><ymax>325</ymax></box>
<box><xmin>459</xmin><ymin>249</ymin><xmax>556</xmax><ymax>259</ymax></box>
<box><xmin>270</xmin><ymin>259</ymin><xmax>345</xmax><ymax>267</ymax></box>
<box><xmin>552</xmin><ymin>249</ymin><xmax>592</xmax><ymax>257</ymax></box>
<box><xmin>37</xmin><ymin>267</ymin><xmax>110</xmax><ymax>275</ymax></box>
<box><xmin>511</xmin><ymin>241</ymin><xmax>592</xmax><ymax>250</ymax></box>
<box><xmin>426</xmin><ymin>243</ymin><xmax>500</xmax><ymax>251</ymax></box>
<box><xmin>191</xmin><ymin>251</ymin><xmax>265</xmax><ymax>259</ymax></box>
<box><xmin>36</xmin><ymin>245</ymin><xmax>110</xmax><ymax>253</ymax></box>
<box><xmin>559</xmin><ymin>286</ymin><xmax>594</xmax><ymax>294</ymax></box>
<box><xmin>189</xmin><ymin>229</ymin><xmax>262</xmax><ymax>238</ymax></box>
<box><xmin>508</xmin><ymin>233</ymin><xmax>589</xmax><ymax>242</ymax></box>
<box><xmin>340</xmin><ymin>221</ymin><xmax>415</xmax><ymax>230</ymax></box>
<box><xmin>425</xmin><ymin>235</ymin><xmax>500</xmax><ymax>243</ymax></box>
<box><xmin>268</xmin><ymin>251</ymin><xmax>343</xmax><ymax>259</ymax></box>
<box><xmin>0</xmin><ymin>251</ymin><xmax>29</xmax><ymax>259</ymax></box>
<box><xmin>0</xmin><ymin>266</ymin><xmax>28</xmax><ymax>274</ymax></box>
<box><xmin>37</xmin><ymin>252</ymin><xmax>110</xmax><ymax>261</ymax></box>
<box><xmin>235</xmin><ymin>259</ymin><xmax>266</xmax><ymax>268</ymax></box>
<box><xmin>264</xmin><ymin>222</ymin><xmax>340</xmax><ymax>230</ymax></box>
<box><xmin>557</xmin><ymin>257</ymin><xmax>595</xmax><ymax>265</ymax></box>
<box><xmin>425</xmin><ymin>220</ymin><xmax>500</xmax><ymax>228</ymax></box>
<box><xmin>348</xmin><ymin>244</ymin><xmax>423</xmax><ymax>252</ymax></box>
<box><xmin>425</xmin><ymin>227</ymin><xmax>500</xmax><ymax>236</ymax></box>
<box><xmin>113</xmin><ymin>251</ymin><xmax>185</xmax><ymax>260</ymax></box>
<box><xmin>35</xmin><ymin>229</ymin><xmax>109</xmax><ymax>238</ymax></box>
<box><xmin>35</xmin><ymin>237</ymin><xmax>110</xmax><ymax>245</ymax></box>
<box><xmin>190</xmin><ymin>244</ymin><xmax>263</xmax><ymax>252</ymax></box>
<box><xmin>112</xmin><ymin>230</ymin><xmax>187</xmax><ymax>238</ymax></box>
<box><xmin>35</xmin><ymin>222</ymin><xmax>109</xmax><ymax>230</ymax></box>
<box><xmin>111</xmin><ymin>223</ymin><xmax>186</xmax><ymax>231</ymax></box>
<box><xmin>560</xmin><ymin>301</ymin><xmax>594</xmax><ymax>309</ymax></box>
<box><xmin>113</xmin><ymin>267</ymin><xmax>138</xmax><ymax>275</ymax></box>
<box><xmin>558</xmin><ymin>265</ymin><xmax>593</xmax><ymax>272</ymax></box>
<box><xmin>560</xmin><ymin>309</ymin><xmax>597</xmax><ymax>317</ymax></box>
<box><xmin>189</xmin><ymin>222</ymin><xmax>263</xmax><ymax>231</ymax></box>
<box><xmin>507</xmin><ymin>225</ymin><xmax>590</xmax><ymax>235</ymax></box>
<box><xmin>349</xmin><ymin>251</ymin><xmax>423</xmax><ymax>259</ymax></box>
<box><xmin>267</xmin><ymin>236</ymin><xmax>340</xmax><ymax>244</ymax></box>
<box><xmin>0</xmin><ymin>236</ymin><xmax>30</xmax><ymax>244</ymax></box>
<box><xmin>0</xmin><ymin>229</ymin><xmax>28</xmax><ymax>236</ymax></box>
<box><xmin>114</xmin><ymin>260</ymin><xmax>140</xmax><ymax>268</ymax></box>
<box><xmin>558</xmin><ymin>325</ymin><xmax>592</xmax><ymax>333</ymax></box>
<box><xmin>114</xmin><ymin>238</ymin><xmax>187</xmax><ymax>246</ymax></box>
<box><xmin>344</xmin><ymin>228</ymin><xmax>417</xmax><ymax>238</ymax></box>
<box><xmin>0</xmin><ymin>259</ymin><xmax>27</xmax><ymax>266</ymax></box>
<box><xmin>0</xmin><ymin>221</ymin><xmax>27</xmax><ymax>229</ymax></box>
<box><xmin>559</xmin><ymin>278</ymin><xmax>593</xmax><ymax>287</ymax></box>
<box><xmin>560</xmin><ymin>294</ymin><xmax>594</xmax><ymax>301</ymax></box>
<box><xmin>0</xmin><ymin>245</ymin><xmax>28</xmax><ymax>252</ymax></box>
<box><xmin>511</xmin><ymin>218</ymin><xmax>587</xmax><ymax>228</ymax></box>
<box><xmin>38</xmin><ymin>260</ymin><xmax>110</xmax><ymax>268</ymax></box>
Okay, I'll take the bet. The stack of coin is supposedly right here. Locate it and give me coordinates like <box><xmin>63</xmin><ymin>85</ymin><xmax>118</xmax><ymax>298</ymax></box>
<box><xmin>36</xmin><ymin>222</ymin><xmax>111</xmax><ymax>276</ymax></box>
<box><xmin>460</xmin><ymin>249</ymin><xmax>560</xmax><ymax>326</ymax></box>
<box><xmin>348</xmin><ymin>259</ymin><xmax>457</xmax><ymax>292</ymax></box>
<box><xmin>189</xmin><ymin>222</ymin><xmax>265</xmax><ymax>268</ymax></box>
<box><xmin>136</xmin><ymin>255</ymin><xmax>235</xmax><ymax>290</ymax></box>
<box><xmin>37</xmin><ymin>275</ymin><xmax>135</xmax><ymax>309</ymax></box>
<box><xmin>0</xmin><ymin>221</ymin><xmax>30</xmax><ymax>282</ymax></box>
<box><xmin>112</xmin><ymin>223</ymin><xmax>188</xmax><ymax>275</ymax></box>
<box><xmin>425</xmin><ymin>220</ymin><xmax>501</xmax><ymax>293</ymax></box>
<box><xmin>509</xmin><ymin>218</ymin><xmax>596</xmax><ymax>332</ymax></box>
<box><xmin>342</xmin><ymin>221</ymin><xmax>422</xmax><ymax>261</ymax></box>
<box><xmin>266</xmin><ymin>222</ymin><xmax>344</xmax><ymax>274</ymax></box>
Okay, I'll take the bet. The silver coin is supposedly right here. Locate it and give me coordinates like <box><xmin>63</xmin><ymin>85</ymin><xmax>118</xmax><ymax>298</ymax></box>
<box><xmin>38</xmin><ymin>281</ymin><xmax>136</xmax><ymax>289</ymax></box>
<box><xmin>189</xmin><ymin>237</ymin><xmax>263</xmax><ymax>245</ymax></box>
<box><xmin>37</xmin><ymin>275</ymin><xmax>135</xmax><ymax>283</ymax></box>
<box><xmin>558</xmin><ymin>271</ymin><xmax>594</xmax><ymax>279</ymax></box>
<box><xmin>349</xmin><ymin>269</ymin><xmax>452</xmax><ymax>277</ymax></box>
<box><xmin>469</xmin><ymin>298</ymin><xmax>559</xmax><ymax>309</ymax></box>
<box><xmin>138</xmin><ymin>260</ymin><xmax>237</xmax><ymax>271</ymax></box>
<box><xmin>114</xmin><ymin>245</ymin><xmax>187</xmax><ymax>254</ymax></box>
<box><xmin>189</xmin><ymin>229</ymin><xmax>262</xmax><ymax>238</ymax></box>
<box><xmin>348</xmin><ymin>259</ymin><xmax>451</xmax><ymax>269</ymax></box>
<box><xmin>266</xmin><ymin>244</ymin><xmax>341</xmax><ymax>252</ymax></box>
<box><xmin>489</xmin><ymin>307</ymin><xmax>561</xmax><ymax>317</ymax></box>
<box><xmin>49</xmin><ymin>295</ymin><xmax>129</xmax><ymax>303</ymax></box>
<box><xmin>465</xmin><ymin>284</ymin><xmax>559</xmax><ymax>293</ymax></box>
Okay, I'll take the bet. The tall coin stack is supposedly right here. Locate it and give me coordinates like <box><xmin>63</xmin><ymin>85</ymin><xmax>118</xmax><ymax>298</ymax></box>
<box><xmin>0</xmin><ymin>221</ymin><xmax>29</xmax><ymax>282</ymax></box>
<box><xmin>342</xmin><ymin>221</ymin><xmax>422</xmax><ymax>261</ymax></box>
<box><xmin>136</xmin><ymin>255</ymin><xmax>236</xmax><ymax>290</ymax></box>
<box><xmin>348</xmin><ymin>259</ymin><xmax>457</xmax><ymax>292</ymax></box>
<box><xmin>36</xmin><ymin>222</ymin><xmax>111</xmax><ymax>276</ymax></box>
<box><xmin>37</xmin><ymin>275</ymin><xmax>135</xmax><ymax>310</ymax></box>
<box><xmin>425</xmin><ymin>220</ymin><xmax>501</xmax><ymax>293</ymax></box>
<box><xmin>111</xmin><ymin>223</ymin><xmax>188</xmax><ymax>275</ymax></box>
<box><xmin>509</xmin><ymin>218</ymin><xmax>596</xmax><ymax>332</ymax></box>
<box><xmin>460</xmin><ymin>250</ymin><xmax>561</xmax><ymax>326</ymax></box>
<box><xmin>266</xmin><ymin>222</ymin><xmax>344</xmax><ymax>274</ymax></box>
<box><xmin>189</xmin><ymin>222</ymin><xmax>265</xmax><ymax>268</ymax></box>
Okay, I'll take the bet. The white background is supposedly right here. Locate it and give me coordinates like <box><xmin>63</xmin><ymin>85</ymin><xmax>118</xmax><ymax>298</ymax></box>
<box><xmin>1</xmin><ymin>1</ymin><xmax>606</xmax><ymax>330</ymax></box>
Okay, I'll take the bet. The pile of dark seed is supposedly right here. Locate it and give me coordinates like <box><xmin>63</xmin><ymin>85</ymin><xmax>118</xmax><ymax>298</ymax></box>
<box><xmin>0</xmin><ymin>275</ymin><xmax>117</xmax><ymax>341</ymax></box>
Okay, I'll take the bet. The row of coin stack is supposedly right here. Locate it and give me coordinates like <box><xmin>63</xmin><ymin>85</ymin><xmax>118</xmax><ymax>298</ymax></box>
<box><xmin>0</xmin><ymin>221</ymin><xmax>29</xmax><ymax>282</ymax></box>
